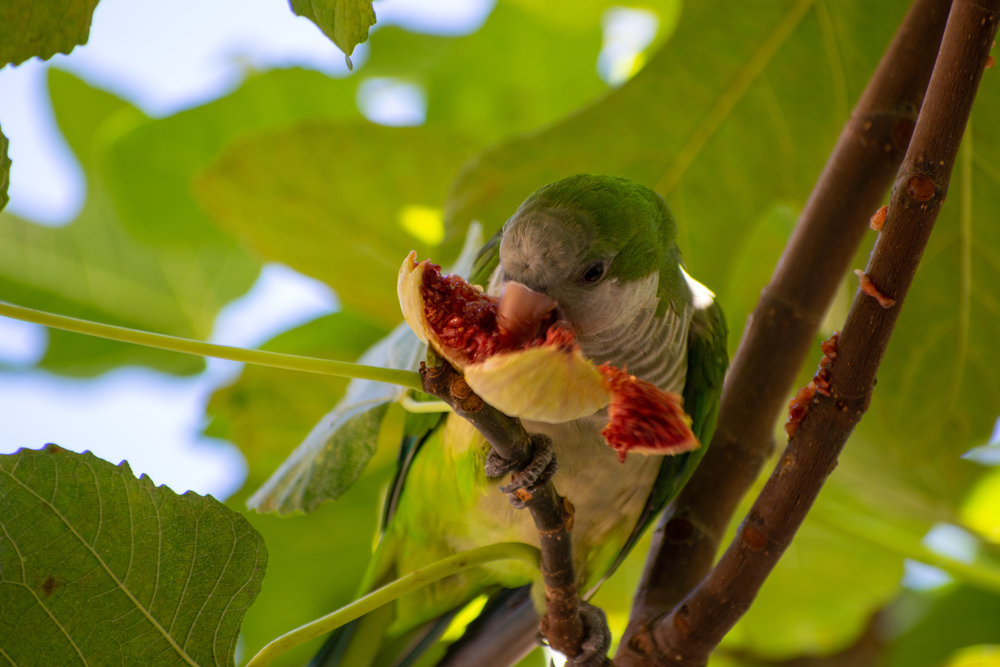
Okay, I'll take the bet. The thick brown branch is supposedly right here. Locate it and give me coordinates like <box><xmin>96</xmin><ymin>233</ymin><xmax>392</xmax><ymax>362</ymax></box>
<box><xmin>420</xmin><ymin>362</ymin><xmax>590</xmax><ymax>659</ymax></box>
<box><xmin>650</xmin><ymin>1</ymin><xmax>998</xmax><ymax>663</ymax></box>
<box><xmin>617</xmin><ymin>0</ymin><xmax>953</xmax><ymax>654</ymax></box>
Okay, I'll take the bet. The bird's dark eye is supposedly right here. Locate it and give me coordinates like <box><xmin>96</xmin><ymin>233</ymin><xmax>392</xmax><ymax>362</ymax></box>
<box><xmin>582</xmin><ymin>261</ymin><xmax>606</xmax><ymax>284</ymax></box>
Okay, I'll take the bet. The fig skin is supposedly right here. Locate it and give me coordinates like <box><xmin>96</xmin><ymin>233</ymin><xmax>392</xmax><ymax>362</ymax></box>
<box><xmin>398</xmin><ymin>252</ymin><xmax>700</xmax><ymax>457</ymax></box>
<box><xmin>464</xmin><ymin>344</ymin><xmax>609</xmax><ymax>424</ymax></box>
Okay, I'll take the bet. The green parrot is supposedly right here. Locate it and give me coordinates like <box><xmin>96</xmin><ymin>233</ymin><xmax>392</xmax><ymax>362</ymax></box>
<box><xmin>314</xmin><ymin>174</ymin><xmax>728</xmax><ymax>667</ymax></box>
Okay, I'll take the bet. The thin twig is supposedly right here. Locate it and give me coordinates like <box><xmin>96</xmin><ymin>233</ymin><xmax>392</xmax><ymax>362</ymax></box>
<box><xmin>651</xmin><ymin>1</ymin><xmax>998</xmax><ymax>663</ymax></box>
<box><xmin>420</xmin><ymin>361</ymin><xmax>590</xmax><ymax>659</ymax></box>
<box><xmin>618</xmin><ymin>0</ymin><xmax>954</xmax><ymax>656</ymax></box>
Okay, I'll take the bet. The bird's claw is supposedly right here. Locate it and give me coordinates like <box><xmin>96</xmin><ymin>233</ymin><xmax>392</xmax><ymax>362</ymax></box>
<box><xmin>566</xmin><ymin>600</ymin><xmax>612</xmax><ymax>667</ymax></box>
<box><xmin>485</xmin><ymin>447</ymin><xmax>520</xmax><ymax>477</ymax></box>
<box><xmin>489</xmin><ymin>434</ymin><xmax>558</xmax><ymax>509</ymax></box>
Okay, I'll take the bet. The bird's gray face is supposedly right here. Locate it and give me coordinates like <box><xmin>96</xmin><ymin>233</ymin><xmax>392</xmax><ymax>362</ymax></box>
<box><xmin>493</xmin><ymin>209</ymin><xmax>656</xmax><ymax>343</ymax></box>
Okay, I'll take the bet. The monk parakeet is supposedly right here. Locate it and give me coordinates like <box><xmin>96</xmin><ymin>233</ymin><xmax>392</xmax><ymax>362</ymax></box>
<box><xmin>314</xmin><ymin>174</ymin><xmax>728</xmax><ymax>667</ymax></box>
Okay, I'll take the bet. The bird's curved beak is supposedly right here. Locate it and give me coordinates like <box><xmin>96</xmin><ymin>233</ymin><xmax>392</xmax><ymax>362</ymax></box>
<box><xmin>496</xmin><ymin>282</ymin><xmax>558</xmax><ymax>347</ymax></box>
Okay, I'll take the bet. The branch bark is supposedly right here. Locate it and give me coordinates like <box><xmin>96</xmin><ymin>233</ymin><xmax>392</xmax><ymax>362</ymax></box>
<box><xmin>420</xmin><ymin>361</ymin><xmax>589</xmax><ymax>659</ymax></box>
<box><xmin>617</xmin><ymin>0</ymin><xmax>954</xmax><ymax>657</ymax></box>
<box><xmin>646</xmin><ymin>0</ymin><xmax>998</xmax><ymax>663</ymax></box>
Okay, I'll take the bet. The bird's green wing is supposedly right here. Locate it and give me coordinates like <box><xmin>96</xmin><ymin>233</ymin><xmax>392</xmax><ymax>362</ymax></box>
<box><xmin>586</xmin><ymin>295</ymin><xmax>728</xmax><ymax>597</ymax></box>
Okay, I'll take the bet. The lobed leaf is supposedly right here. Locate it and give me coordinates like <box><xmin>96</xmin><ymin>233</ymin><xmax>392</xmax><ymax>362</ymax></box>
<box><xmin>0</xmin><ymin>0</ymin><xmax>101</xmax><ymax>66</ymax></box>
<box><xmin>99</xmin><ymin>68</ymin><xmax>360</xmax><ymax>249</ymax></box>
<box><xmin>195</xmin><ymin>121</ymin><xmax>474</xmax><ymax>327</ymax></box>
<box><xmin>206</xmin><ymin>310</ymin><xmax>388</xmax><ymax>501</ymax></box>
<box><xmin>246</xmin><ymin>321</ymin><xmax>425</xmax><ymax>515</ymax></box>
<box><xmin>0</xmin><ymin>70</ymin><xmax>259</xmax><ymax>376</ymax></box>
<box><xmin>0</xmin><ymin>445</ymin><xmax>267</xmax><ymax>666</ymax></box>
<box><xmin>289</xmin><ymin>0</ymin><xmax>375</xmax><ymax>61</ymax></box>
<box><xmin>0</xmin><ymin>123</ymin><xmax>9</xmax><ymax>213</ymax></box>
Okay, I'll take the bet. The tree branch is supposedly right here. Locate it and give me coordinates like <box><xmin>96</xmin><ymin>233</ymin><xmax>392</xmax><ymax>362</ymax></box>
<box><xmin>420</xmin><ymin>361</ymin><xmax>592</xmax><ymax>660</ymax></box>
<box><xmin>649</xmin><ymin>0</ymin><xmax>998</xmax><ymax>663</ymax></box>
<box><xmin>617</xmin><ymin>0</ymin><xmax>954</xmax><ymax>656</ymax></box>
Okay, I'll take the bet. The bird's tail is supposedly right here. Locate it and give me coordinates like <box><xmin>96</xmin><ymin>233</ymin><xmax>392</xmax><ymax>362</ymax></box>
<box><xmin>438</xmin><ymin>585</ymin><xmax>538</xmax><ymax>667</ymax></box>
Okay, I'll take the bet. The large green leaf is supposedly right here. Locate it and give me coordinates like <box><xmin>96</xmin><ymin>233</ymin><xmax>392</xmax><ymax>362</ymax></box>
<box><xmin>432</xmin><ymin>0</ymin><xmax>1000</xmax><ymax>656</ymax></box>
<box><xmin>235</xmin><ymin>467</ymin><xmax>392</xmax><ymax>667</ymax></box>
<box><xmin>853</xmin><ymin>115</ymin><xmax>1000</xmax><ymax>506</ymax></box>
<box><xmin>0</xmin><ymin>123</ymin><xmax>9</xmax><ymax>213</ymax></box>
<box><xmin>0</xmin><ymin>0</ymin><xmax>101</xmax><ymax>66</ymax></box>
<box><xmin>361</xmin><ymin>3</ymin><xmax>605</xmax><ymax>145</ymax></box>
<box><xmin>195</xmin><ymin>121</ymin><xmax>474</xmax><ymax>327</ymax></box>
<box><xmin>444</xmin><ymin>0</ymin><xmax>904</xmax><ymax>353</ymax></box>
<box><xmin>206</xmin><ymin>310</ymin><xmax>388</xmax><ymax>501</ymax></box>
<box><xmin>246</xmin><ymin>321</ymin><xmax>424</xmax><ymax>514</ymax></box>
<box><xmin>289</xmin><ymin>0</ymin><xmax>375</xmax><ymax>62</ymax></box>
<box><xmin>99</xmin><ymin>68</ymin><xmax>360</xmax><ymax>248</ymax></box>
<box><xmin>0</xmin><ymin>70</ymin><xmax>259</xmax><ymax>376</ymax></box>
<box><xmin>883</xmin><ymin>586</ymin><xmax>1000</xmax><ymax>667</ymax></box>
<box><xmin>0</xmin><ymin>445</ymin><xmax>267</xmax><ymax>666</ymax></box>
<box><xmin>242</xmin><ymin>222</ymin><xmax>482</xmax><ymax>515</ymax></box>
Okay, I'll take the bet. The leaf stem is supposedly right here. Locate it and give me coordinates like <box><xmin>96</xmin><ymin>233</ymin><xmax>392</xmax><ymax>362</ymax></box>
<box><xmin>244</xmin><ymin>542</ymin><xmax>540</xmax><ymax>667</ymax></box>
<box><xmin>0</xmin><ymin>301</ymin><xmax>423</xmax><ymax>391</ymax></box>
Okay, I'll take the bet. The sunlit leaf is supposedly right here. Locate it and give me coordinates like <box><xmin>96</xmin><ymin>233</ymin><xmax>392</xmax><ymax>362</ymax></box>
<box><xmin>0</xmin><ymin>124</ymin><xmax>9</xmax><ymax>213</ymax></box>
<box><xmin>362</xmin><ymin>3</ymin><xmax>605</xmax><ymax>145</ymax></box>
<box><xmin>235</xmin><ymin>467</ymin><xmax>392</xmax><ymax>667</ymax></box>
<box><xmin>247</xmin><ymin>321</ymin><xmax>424</xmax><ymax>514</ymax></box>
<box><xmin>206</xmin><ymin>310</ymin><xmax>388</xmax><ymax>500</ymax></box>
<box><xmin>195</xmin><ymin>121</ymin><xmax>474</xmax><ymax>327</ymax></box>
<box><xmin>0</xmin><ymin>0</ymin><xmax>101</xmax><ymax>66</ymax></box>
<box><xmin>0</xmin><ymin>445</ymin><xmax>267</xmax><ymax>666</ymax></box>
<box><xmin>0</xmin><ymin>69</ymin><xmax>260</xmax><ymax>376</ymax></box>
<box><xmin>883</xmin><ymin>586</ymin><xmax>1000</xmax><ymax>667</ymax></box>
<box><xmin>99</xmin><ymin>68</ymin><xmax>360</xmax><ymax>248</ymax></box>
<box><xmin>289</xmin><ymin>0</ymin><xmax>375</xmax><ymax>61</ymax></box>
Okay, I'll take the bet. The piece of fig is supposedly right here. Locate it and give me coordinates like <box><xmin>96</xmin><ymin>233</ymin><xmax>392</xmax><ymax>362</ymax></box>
<box><xmin>398</xmin><ymin>252</ymin><xmax>700</xmax><ymax>458</ymax></box>
<box><xmin>600</xmin><ymin>366</ymin><xmax>699</xmax><ymax>462</ymax></box>
<box><xmin>464</xmin><ymin>329</ymin><xmax>608</xmax><ymax>424</ymax></box>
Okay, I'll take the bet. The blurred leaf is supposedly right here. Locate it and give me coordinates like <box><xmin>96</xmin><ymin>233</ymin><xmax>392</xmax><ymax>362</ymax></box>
<box><xmin>444</xmin><ymin>0</ymin><xmax>886</xmax><ymax>353</ymax></box>
<box><xmin>235</xmin><ymin>466</ymin><xmax>391</xmax><ymax>667</ymax></box>
<box><xmin>247</xmin><ymin>321</ymin><xmax>425</xmax><ymax>514</ymax></box>
<box><xmin>962</xmin><ymin>467</ymin><xmax>1000</xmax><ymax>542</ymax></box>
<box><xmin>0</xmin><ymin>123</ymin><xmax>9</xmax><ymax>212</ymax></box>
<box><xmin>362</xmin><ymin>3</ymin><xmax>605</xmax><ymax>145</ymax></box>
<box><xmin>206</xmin><ymin>310</ymin><xmax>389</xmax><ymax>500</ymax></box>
<box><xmin>883</xmin><ymin>586</ymin><xmax>1000</xmax><ymax>667</ymax></box>
<box><xmin>943</xmin><ymin>645</ymin><xmax>1000</xmax><ymax>666</ymax></box>
<box><xmin>100</xmin><ymin>68</ymin><xmax>360</xmax><ymax>248</ymax></box>
<box><xmin>0</xmin><ymin>69</ymin><xmax>259</xmax><ymax>376</ymax></box>
<box><xmin>0</xmin><ymin>445</ymin><xmax>266</xmax><ymax>666</ymax></box>
<box><xmin>0</xmin><ymin>0</ymin><xmax>100</xmax><ymax>66</ymax></box>
<box><xmin>195</xmin><ymin>121</ymin><xmax>474</xmax><ymax>327</ymax></box>
<box><xmin>853</xmin><ymin>114</ymin><xmax>1000</xmax><ymax>508</ymax></box>
<box><xmin>289</xmin><ymin>0</ymin><xmax>375</xmax><ymax>60</ymax></box>
<box><xmin>502</xmin><ymin>0</ymin><xmax>678</xmax><ymax>31</ymax></box>
<box><xmin>242</xmin><ymin>223</ymin><xmax>482</xmax><ymax>515</ymax></box>
<box><xmin>721</xmin><ymin>481</ymin><xmax>905</xmax><ymax>657</ymax></box>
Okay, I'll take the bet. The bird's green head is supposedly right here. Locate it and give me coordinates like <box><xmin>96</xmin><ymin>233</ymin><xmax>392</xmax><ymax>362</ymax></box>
<box><xmin>496</xmin><ymin>174</ymin><xmax>686</xmax><ymax>341</ymax></box>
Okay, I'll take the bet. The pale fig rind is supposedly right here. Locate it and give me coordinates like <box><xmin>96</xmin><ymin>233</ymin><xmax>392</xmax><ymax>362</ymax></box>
<box><xmin>398</xmin><ymin>251</ymin><xmax>431</xmax><ymax>345</ymax></box>
<box><xmin>398</xmin><ymin>252</ymin><xmax>471</xmax><ymax>371</ymax></box>
<box><xmin>464</xmin><ymin>346</ymin><xmax>611</xmax><ymax>424</ymax></box>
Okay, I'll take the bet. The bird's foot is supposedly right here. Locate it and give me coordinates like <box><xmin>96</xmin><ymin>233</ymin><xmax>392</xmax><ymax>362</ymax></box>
<box><xmin>566</xmin><ymin>600</ymin><xmax>612</xmax><ymax>667</ymax></box>
<box><xmin>487</xmin><ymin>434</ymin><xmax>557</xmax><ymax>509</ymax></box>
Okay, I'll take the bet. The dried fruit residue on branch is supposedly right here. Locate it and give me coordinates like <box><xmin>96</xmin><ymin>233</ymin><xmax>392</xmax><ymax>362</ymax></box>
<box><xmin>869</xmin><ymin>205</ymin><xmax>888</xmax><ymax>231</ymax></box>
<box><xmin>854</xmin><ymin>269</ymin><xmax>896</xmax><ymax>308</ymax></box>
<box><xmin>785</xmin><ymin>332</ymin><xmax>840</xmax><ymax>439</ymax></box>
<box><xmin>399</xmin><ymin>252</ymin><xmax>699</xmax><ymax>460</ymax></box>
